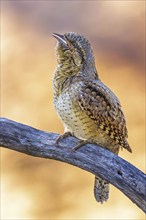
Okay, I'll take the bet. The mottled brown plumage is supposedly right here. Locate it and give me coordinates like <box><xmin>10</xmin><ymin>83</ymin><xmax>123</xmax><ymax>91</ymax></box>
<box><xmin>52</xmin><ymin>32</ymin><xmax>132</xmax><ymax>203</ymax></box>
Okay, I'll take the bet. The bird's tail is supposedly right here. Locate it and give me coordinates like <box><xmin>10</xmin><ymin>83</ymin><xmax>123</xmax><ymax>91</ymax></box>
<box><xmin>94</xmin><ymin>176</ymin><xmax>109</xmax><ymax>204</ymax></box>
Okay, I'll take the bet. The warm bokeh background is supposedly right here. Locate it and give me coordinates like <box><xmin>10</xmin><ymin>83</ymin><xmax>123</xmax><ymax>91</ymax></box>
<box><xmin>1</xmin><ymin>1</ymin><xmax>145</xmax><ymax>219</ymax></box>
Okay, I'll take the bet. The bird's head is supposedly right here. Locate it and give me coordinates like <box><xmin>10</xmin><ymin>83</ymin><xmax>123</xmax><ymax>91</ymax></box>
<box><xmin>53</xmin><ymin>32</ymin><xmax>98</xmax><ymax>77</ymax></box>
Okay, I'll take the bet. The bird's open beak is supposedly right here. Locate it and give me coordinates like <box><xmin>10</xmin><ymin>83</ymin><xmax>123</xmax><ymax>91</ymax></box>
<box><xmin>52</xmin><ymin>33</ymin><xmax>68</xmax><ymax>46</ymax></box>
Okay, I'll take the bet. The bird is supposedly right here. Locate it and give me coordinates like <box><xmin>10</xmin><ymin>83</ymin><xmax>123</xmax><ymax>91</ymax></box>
<box><xmin>52</xmin><ymin>32</ymin><xmax>132</xmax><ymax>204</ymax></box>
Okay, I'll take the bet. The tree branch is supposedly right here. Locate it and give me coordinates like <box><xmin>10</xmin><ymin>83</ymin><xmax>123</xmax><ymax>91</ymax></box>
<box><xmin>0</xmin><ymin>117</ymin><xmax>145</xmax><ymax>212</ymax></box>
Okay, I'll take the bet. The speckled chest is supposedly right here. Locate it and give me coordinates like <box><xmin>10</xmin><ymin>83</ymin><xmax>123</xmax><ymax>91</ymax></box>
<box><xmin>54</xmin><ymin>83</ymin><xmax>89</xmax><ymax>138</ymax></box>
<box><xmin>54</xmin><ymin>82</ymin><xmax>119</xmax><ymax>152</ymax></box>
<box><xmin>54</xmin><ymin>83</ymin><xmax>101</xmax><ymax>140</ymax></box>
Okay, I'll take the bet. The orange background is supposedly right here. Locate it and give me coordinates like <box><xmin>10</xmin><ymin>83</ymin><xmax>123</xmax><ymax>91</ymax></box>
<box><xmin>1</xmin><ymin>1</ymin><xmax>145</xmax><ymax>219</ymax></box>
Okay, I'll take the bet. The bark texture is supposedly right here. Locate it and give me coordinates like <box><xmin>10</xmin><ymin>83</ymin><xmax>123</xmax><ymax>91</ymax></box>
<box><xmin>0</xmin><ymin>118</ymin><xmax>145</xmax><ymax>212</ymax></box>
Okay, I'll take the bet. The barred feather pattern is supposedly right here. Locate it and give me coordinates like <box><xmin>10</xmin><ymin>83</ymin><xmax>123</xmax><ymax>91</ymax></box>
<box><xmin>52</xmin><ymin>32</ymin><xmax>132</xmax><ymax>204</ymax></box>
<box><xmin>94</xmin><ymin>176</ymin><xmax>109</xmax><ymax>204</ymax></box>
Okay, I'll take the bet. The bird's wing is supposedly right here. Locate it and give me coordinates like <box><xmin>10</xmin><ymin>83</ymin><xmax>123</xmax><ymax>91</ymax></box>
<box><xmin>76</xmin><ymin>79</ymin><xmax>132</xmax><ymax>152</ymax></box>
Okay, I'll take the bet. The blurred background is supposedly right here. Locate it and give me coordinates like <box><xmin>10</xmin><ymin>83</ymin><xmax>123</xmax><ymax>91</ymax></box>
<box><xmin>1</xmin><ymin>1</ymin><xmax>145</xmax><ymax>219</ymax></box>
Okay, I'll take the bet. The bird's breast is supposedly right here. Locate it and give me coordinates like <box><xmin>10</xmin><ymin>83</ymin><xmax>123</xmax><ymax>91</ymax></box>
<box><xmin>54</xmin><ymin>83</ymin><xmax>120</xmax><ymax>153</ymax></box>
<box><xmin>54</xmin><ymin>84</ymin><xmax>93</xmax><ymax>139</ymax></box>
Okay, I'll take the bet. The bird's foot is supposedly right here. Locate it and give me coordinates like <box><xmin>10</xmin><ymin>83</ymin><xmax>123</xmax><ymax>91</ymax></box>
<box><xmin>71</xmin><ymin>139</ymin><xmax>91</xmax><ymax>152</ymax></box>
<box><xmin>56</xmin><ymin>131</ymin><xmax>72</xmax><ymax>145</ymax></box>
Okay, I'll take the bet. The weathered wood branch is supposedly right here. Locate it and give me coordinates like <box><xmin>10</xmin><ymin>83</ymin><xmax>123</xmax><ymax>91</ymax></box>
<box><xmin>0</xmin><ymin>117</ymin><xmax>145</xmax><ymax>212</ymax></box>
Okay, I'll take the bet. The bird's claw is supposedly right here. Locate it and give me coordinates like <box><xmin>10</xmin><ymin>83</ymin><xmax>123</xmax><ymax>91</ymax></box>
<box><xmin>56</xmin><ymin>131</ymin><xmax>72</xmax><ymax>145</ymax></box>
<box><xmin>71</xmin><ymin>140</ymin><xmax>90</xmax><ymax>152</ymax></box>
